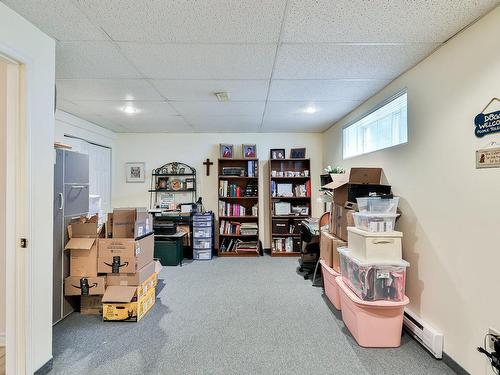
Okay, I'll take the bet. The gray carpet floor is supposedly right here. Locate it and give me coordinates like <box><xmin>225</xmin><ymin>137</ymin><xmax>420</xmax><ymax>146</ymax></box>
<box><xmin>51</xmin><ymin>256</ymin><xmax>455</xmax><ymax>374</ymax></box>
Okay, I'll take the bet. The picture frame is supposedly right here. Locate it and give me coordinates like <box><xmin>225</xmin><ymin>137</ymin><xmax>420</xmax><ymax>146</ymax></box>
<box><xmin>220</xmin><ymin>144</ymin><xmax>234</xmax><ymax>159</ymax></box>
<box><xmin>270</xmin><ymin>148</ymin><xmax>286</xmax><ymax>160</ymax></box>
<box><xmin>290</xmin><ymin>148</ymin><xmax>306</xmax><ymax>159</ymax></box>
<box><xmin>126</xmin><ymin>162</ymin><xmax>145</xmax><ymax>183</ymax></box>
<box><xmin>242</xmin><ymin>144</ymin><xmax>257</xmax><ymax>159</ymax></box>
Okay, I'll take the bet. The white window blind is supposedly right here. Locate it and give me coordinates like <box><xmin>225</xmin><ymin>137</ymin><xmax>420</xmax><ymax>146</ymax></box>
<box><xmin>63</xmin><ymin>136</ymin><xmax>112</xmax><ymax>213</ymax></box>
<box><xmin>343</xmin><ymin>91</ymin><xmax>408</xmax><ymax>159</ymax></box>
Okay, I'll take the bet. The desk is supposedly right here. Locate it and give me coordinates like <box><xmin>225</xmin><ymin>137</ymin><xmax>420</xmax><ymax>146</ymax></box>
<box><xmin>154</xmin><ymin>232</ymin><xmax>187</xmax><ymax>267</ymax></box>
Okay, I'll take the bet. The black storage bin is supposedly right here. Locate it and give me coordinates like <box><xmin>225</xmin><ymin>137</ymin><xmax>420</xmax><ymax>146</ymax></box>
<box><xmin>347</xmin><ymin>184</ymin><xmax>392</xmax><ymax>202</ymax></box>
<box><xmin>272</xmin><ymin>219</ymin><xmax>289</xmax><ymax>234</ymax></box>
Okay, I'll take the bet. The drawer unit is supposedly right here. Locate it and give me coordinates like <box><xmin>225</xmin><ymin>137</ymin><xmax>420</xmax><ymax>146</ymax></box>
<box><xmin>193</xmin><ymin>249</ymin><xmax>212</xmax><ymax>260</ymax></box>
<box><xmin>192</xmin><ymin>220</ymin><xmax>211</xmax><ymax>227</ymax></box>
<box><xmin>193</xmin><ymin>214</ymin><xmax>212</xmax><ymax>222</ymax></box>
<box><xmin>347</xmin><ymin>227</ymin><xmax>402</xmax><ymax>262</ymax></box>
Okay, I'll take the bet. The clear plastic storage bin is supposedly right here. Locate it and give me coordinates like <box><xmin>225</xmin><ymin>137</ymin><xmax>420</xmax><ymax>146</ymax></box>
<box><xmin>193</xmin><ymin>227</ymin><xmax>212</xmax><ymax>238</ymax></box>
<box><xmin>193</xmin><ymin>250</ymin><xmax>212</xmax><ymax>260</ymax></box>
<box><xmin>356</xmin><ymin>197</ymin><xmax>399</xmax><ymax>214</ymax></box>
<box><xmin>353</xmin><ymin>212</ymin><xmax>399</xmax><ymax>232</ymax></box>
<box><xmin>338</xmin><ymin>247</ymin><xmax>409</xmax><ymax>302</ymax></box>
<box><xmin>193</xmin><ymin>220</ymin><xmax>211</xmax><ymax>227</ymax></box>
<box><xmin>193</xmin><ymin>238</ymin><xmax>211</xmax><ymax>249</ymax></box>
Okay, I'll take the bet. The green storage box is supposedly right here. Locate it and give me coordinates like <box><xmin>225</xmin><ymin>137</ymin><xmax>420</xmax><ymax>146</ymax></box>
<box><xmin>154</xmin><ymin>239</ymin><xmax>183</xmax><ymax>266</ymax></box>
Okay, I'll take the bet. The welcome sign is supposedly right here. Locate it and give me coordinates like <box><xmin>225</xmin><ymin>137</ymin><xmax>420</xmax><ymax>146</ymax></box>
<box><xmin>474</xmin><ymin>110</ymin><xmax>500</xmax><ymax>137</ymax></box>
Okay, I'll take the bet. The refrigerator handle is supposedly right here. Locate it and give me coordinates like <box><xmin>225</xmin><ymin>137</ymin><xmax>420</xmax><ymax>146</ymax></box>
<box><xmin>58</xmin><ymin>193</ymin><xmax>64</xmax><ymax>210</ymax></box>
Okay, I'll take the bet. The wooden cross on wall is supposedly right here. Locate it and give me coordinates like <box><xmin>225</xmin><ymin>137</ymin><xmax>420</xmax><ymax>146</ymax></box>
<box><xmin>203</xmin><ymin>158</ymin><xmax>214</xmax><ymax>176</ymax></box>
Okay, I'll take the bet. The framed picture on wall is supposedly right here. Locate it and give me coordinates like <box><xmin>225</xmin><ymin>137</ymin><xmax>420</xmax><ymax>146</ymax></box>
<box><xmin>242</xmin><ymin>144</ymin><xmax>257</xmax><ymax>159</ymax></box>
<box><xmin>270</xmin><ymin>148</ymin><xmax>286</xmax><ymax>160</ymax></box>
<box><xmin>126</xmin><ymin>162</ymin><xmax>145</xmax><ymax>183</ymax></box>
<box><xmin>220</xmin><ymin>144</ymin><xmax>234</xmax><ymax>159</ymax></box>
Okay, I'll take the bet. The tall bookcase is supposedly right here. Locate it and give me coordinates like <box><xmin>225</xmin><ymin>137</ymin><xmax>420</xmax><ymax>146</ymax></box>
<box><xmin>269</xmin><ymin>159</ymin><xmax>311</xmax><ymax>257</ymax></box>
<box><xmin>217</xmin><ymin>158</ymin><xmax>260</xmax><ymax>257</ymax></box>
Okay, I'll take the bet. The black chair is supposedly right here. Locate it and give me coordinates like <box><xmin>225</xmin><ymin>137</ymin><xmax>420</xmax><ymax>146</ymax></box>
<box><xmin>298</xmin><ymin>223</ymin><xmax>320</xmax><ymax>280</ymax></box>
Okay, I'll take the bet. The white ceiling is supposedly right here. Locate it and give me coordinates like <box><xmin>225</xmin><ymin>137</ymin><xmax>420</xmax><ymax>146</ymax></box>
<box><xmin>2</xmin><ymin>0</ymin><xmax>498</xmax><ymax>133</ymax></box>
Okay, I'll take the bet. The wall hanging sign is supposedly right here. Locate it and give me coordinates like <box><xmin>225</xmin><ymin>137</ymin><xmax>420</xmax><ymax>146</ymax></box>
<box><xmin>476</xmin><ymin>145</ymin><xmax>500</xmax><ymax>169</ymax></box>
<box><xmin>474</xmin><ymin>98</ymin><xmax>500</xmax><ymax>138</ymax></box>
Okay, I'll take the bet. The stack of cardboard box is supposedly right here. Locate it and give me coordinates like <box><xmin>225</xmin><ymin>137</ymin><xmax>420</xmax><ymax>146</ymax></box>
<box><xmin>64</xmin><ymin>208</ymin><xmax>160</xmax><ymax>322</ymax></box>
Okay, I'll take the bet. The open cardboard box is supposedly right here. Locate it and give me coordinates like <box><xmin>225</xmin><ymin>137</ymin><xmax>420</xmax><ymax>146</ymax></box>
<box><xmin>101</xmin><ymin>272</ymin><xmax>157</xmax><ymax>322</ymax></box>
<box><xmin>323</xmin><ymin>168</ymin><xmax>390</xmax><ymax>205</ymax></box>
<box><xmin>97</xmin><ymin>233</ymin><xmax>154</xmax><ymax>274</ymax></box>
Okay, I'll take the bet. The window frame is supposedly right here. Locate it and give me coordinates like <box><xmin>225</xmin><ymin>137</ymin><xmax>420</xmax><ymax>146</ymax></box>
<box><xmin>342</xmin><ymin>89</ymin><xmax>408</xmax><ymax>160</ymax></box>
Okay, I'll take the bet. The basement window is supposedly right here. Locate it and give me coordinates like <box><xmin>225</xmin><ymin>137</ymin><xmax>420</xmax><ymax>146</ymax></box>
<box><xmin>343</xmin><ymin>91</ymin><xmax>408</xmax><ymax>159</ymax></box>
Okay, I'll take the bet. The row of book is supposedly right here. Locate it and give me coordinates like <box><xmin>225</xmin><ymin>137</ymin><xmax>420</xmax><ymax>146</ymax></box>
<box><xmin>271</xmin><ymin>181</ymin><xmax>311</xmax><ymax>198</ymax></box>
<box><xmin>219</xmin><ymin>239</ymin><xmax>259</xmax><ymax>254</ymax></box>
<box><xmin>220</xmin><ymin>220</ymin><xmax>259</xmax><ymax>235</ymax></box>
<box><xmin>247</xmin><ymin>160</ymin><xmax>258</xmax><ymax>177</ymax></box>
<box><xmin>272</xmin><ymin>237</ymin><xmax>297</xmax><ymax>253</ymax></box>
<box><xmin>219</xmin><ymin>202</ymin><xmax>246</xmax><ymax>216</ymax></box>
<box><xmin>240</xmin><ymin>222</ymin><xmax>258</xmax><ymax>235</ymax></box>
<box><xmin>219</xmin><ymin>181</ymin><xmax>242</xmax><ymax>197</ymax></box>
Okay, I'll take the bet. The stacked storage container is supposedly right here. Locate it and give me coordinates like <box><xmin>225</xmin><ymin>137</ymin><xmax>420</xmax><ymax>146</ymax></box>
<box><xmin>193</xmin><ymin>212</ymin><xmax>214</xmax><ymax>260</ymax></box>
<box><xmin>337</xmin><ymin>197</ymin><xmax>410</xmax><ymax>347</ymax></box>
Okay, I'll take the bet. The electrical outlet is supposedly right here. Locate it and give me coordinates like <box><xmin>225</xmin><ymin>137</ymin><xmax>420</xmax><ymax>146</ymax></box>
<box><xmin>488</xmin><ymin>328</ymin><xmax>500</xmax><ymax>352</ymax></box>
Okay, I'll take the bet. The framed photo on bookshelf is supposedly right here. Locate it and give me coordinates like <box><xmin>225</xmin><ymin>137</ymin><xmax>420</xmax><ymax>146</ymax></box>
<box><xmin>270</xmin><ymin>148</ymin><xmax>285</xmax><ymax>160</ymax></box>
<box><xmin>242</xmin><ymin>144</ymin><xmax>257</xmax><ymax>159</ymax></box>
<box><xmin>290</xmin><ymin>148</ymin><xmax>306</xmax><ymax>159</ymax></box>
<box><xmin>220</xmin><ymin>144</ymin><xmax>234</xmax><ymax>159</ymax></box>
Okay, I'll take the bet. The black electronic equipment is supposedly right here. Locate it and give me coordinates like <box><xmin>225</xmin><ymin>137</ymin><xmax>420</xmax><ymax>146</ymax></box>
<box><xmin>478</xmin><ymin>334</ymin><xmax>500</xmax><ymax>372</ymax></box>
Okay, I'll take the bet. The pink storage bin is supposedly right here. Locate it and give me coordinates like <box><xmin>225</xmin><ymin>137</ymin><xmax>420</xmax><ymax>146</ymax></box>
<box><xmin>320</xmin><ymin>260</ymin><xmax>341</xmax><ymax>310</ymax></box>
<box><xmin>336</xmin><ymin>276</ymin><xmax>409</xmax><ymax>348</ymax></box>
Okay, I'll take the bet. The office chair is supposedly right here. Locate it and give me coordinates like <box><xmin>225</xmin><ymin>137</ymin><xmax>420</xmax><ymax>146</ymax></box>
<box><xmin>298</xmin><ymin>221</ymin><xmax>321</xmax><ymax>280</ymax></box>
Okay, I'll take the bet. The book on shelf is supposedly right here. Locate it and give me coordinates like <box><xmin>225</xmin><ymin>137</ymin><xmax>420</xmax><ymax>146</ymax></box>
<box><xmin>247</xmin><ymin>160</ymin><xmax>258</xmax><ymax>177</ymax></box>
<box><xmin>219</xmin><ymin>180</ymin><xmax>245</xmax><ymax>197</ymax></box>
<box><xmin>272</xmin><ymin>237</ymin><xmax>295</xmax><ymax>253</ymax></box>
<box><xmin>219</xmin><ymin>201</ymin><xmax>247</xmax><ymax>216</ymax></box>
<box><xmin>219</xmin><ymin>239</ymin><xmax>259</xmax><ymax>254</ymax></box>
<box><xmin>251</xmin><ymin>204</ymin><xmax>258</xmax><ymax>216</ymax></box>
<box><xmin>219</xmin><ymin>220</ymin><xmax>241</xmax><ymax>235</ymax></box>
<box><xmin>240</xmin><ymin>222</ymin><xmax>258</xmax><ymax>236</ymax></box>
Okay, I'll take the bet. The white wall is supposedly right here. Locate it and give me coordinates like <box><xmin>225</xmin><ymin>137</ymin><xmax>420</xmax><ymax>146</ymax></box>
<box><xmin>0</xmin><ymin>2</ymin><xmax>55</xmax><ymax>373</ymax></box>
<box><xmin>113</xmin><ymin>133</ymin><xmax>324</xmax><ymax>247</ymax></box>
<box><xmin>323</xmin><ymin>7</ymin><xmax>500</xmax><ymax>374</ymax></box>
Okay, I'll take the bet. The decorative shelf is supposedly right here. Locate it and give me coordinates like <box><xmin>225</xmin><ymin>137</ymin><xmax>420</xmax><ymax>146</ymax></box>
<box><xmin>149</xmin><ymin>188</ymin><xmax>196</xmax><ymax>193</ymax></box>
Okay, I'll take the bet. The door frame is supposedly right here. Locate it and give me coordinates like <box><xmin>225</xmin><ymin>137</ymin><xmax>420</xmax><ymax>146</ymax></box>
<box><xmin>1</xmin><ymin>46</ymin><xmax>32</xmax><ymax>375</ymax></box>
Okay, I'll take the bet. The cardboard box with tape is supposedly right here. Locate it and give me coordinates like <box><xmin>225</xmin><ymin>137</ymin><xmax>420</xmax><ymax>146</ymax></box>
<box><xmin>80</xmin><ymin>295</ymin><xmax>104</xmax><ymax>315</ymax></box>
<box><xmin>106</xmin><ymin>260</ymin><xmax>156</xmax><ymax>287</ymax></box>
<box><xmin>97</xmin><ymin>233</ymin><xmax>154</xmax><ymax>274</ymax></box>
<box><xmin>320</xmin><ymin>230</ymin><xmax>347</xmax><ymax>272</ymax></box>
<box><xmin>64</xmin><ymin>276</ymin><xmax>105</xmax><ymax>296</ymax></box>
<box><xmin>112</xmin><ymin>207</ymin><xmax>153</xmax><ymax>239</ymax></box>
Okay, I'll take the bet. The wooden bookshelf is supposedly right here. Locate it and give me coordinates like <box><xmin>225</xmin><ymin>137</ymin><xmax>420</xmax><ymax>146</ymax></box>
<box><xmin>269</xmin><ymin>158</ymin><xmax>312</xmax><ymax>257</ymax></box>
<box><xmin>218</xmin><ymin>158</ymin><xmax>260</xmax><ymax>257</ymax></box>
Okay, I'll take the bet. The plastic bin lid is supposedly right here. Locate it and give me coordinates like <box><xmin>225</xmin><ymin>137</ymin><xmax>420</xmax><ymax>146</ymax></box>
<box><xmin>335</xmin><ymin>276</ymin><xmax>409</xmax><ymax>307</ymax></box>
<box><xmin>353</xmin><ymin>212</ymin><xmax>400</xmax><ymax>218</ymax></box>
<box><xmin>347</xmin><ymin>226</ymin><xmax>403</xmax><ymax>238</ymax></box>
<box><xmin>337</xmin><ymin>247</ymin><xmax>410</xmax><ymax>267</ymax></box>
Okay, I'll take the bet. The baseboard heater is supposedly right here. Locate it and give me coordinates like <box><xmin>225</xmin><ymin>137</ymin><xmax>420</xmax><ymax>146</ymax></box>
<box><xmin>403</xmin><ymin>308</ymin><xmax>443</xmax><ymax>359</ymax></box>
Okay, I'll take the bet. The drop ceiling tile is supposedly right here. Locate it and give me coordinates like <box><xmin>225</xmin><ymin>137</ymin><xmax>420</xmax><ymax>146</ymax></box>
<box><xmin>262</xmin><ymin>101</ymin><xmax>359</xmax><ymax>132</ymax></box>
<box><xmin>77</xmin><ymin>0</ymin><xmax>286</xmax><ymax>43</ymax></box>
<box><xmin>118</xmin><ymin>116</ymin><xmax>191</xmax><ymax>133</ymax></box>
<box><xmin>118</xmin><ymin>43</ymin><xmax>276</xmax><ymax>79</ymax></box>
<box><xmin>269</xmin><ymin>79</ymin><xmax>389</xmax><ymax>101</ymax></box>
<box><xmin>188</xmin><ymin>116</ymin><xmax>262</xmax><ymax>133</ymax></box>
<box><xmin>283</xmin><ymin>0</ymin><xmax>499</xmax><ymax>43</ymax></box>
<box><xmin>2</xmin><ymin>0</ymin><xmax>108</xmax><ymax>41</ymax></box>
<box><xmin>274</xmin><ymin>43</ymin><xmax>440</xmax><ymax>80</ymax></box>
<box><xmin>170</xmin><ymin>101</ymin><xmax>265</xmax><ymax>117</ymax></box>
<box><xmin>150</xmin><ymin>80</ymin><xmax>269</xmax><ymax>101</ymax></box>
<box><xmin>56</xmin><ymin>79</ymin><xmax>163</xmax><ymax>101</ymax></box>
<box><xmin>56</xmin><ymin>42</ymin><xmax>141</xmax><ymax>79</ymax></box>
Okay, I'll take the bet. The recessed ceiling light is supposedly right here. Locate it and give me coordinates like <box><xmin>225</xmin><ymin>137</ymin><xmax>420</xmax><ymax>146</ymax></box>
<box><xmin>121</xmin><ymin>105</ymin><xmax>139</xmax><ymax>115</ymax></box>
<box><xmin>304</xmin><ymin>106</ymin><xmax>318</xmax><ymax>114</ymax></box>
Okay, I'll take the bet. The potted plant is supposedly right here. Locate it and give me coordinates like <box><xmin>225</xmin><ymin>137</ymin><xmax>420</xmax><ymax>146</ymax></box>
<box><xmin>324</xmin><ymin>165</ymin><xmax>346</xmax><ymax>181</ymax></box>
